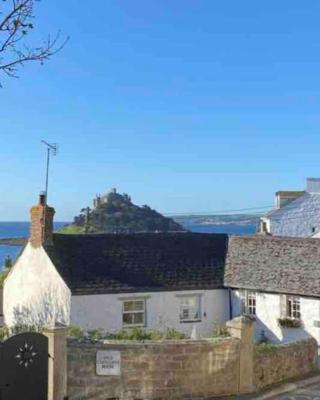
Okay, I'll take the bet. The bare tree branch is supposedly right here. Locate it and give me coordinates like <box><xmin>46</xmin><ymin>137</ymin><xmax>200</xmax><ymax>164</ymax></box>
<box><xmin>0</xmin><ymin>0</ymin><xmax>68</xmax><ymax>86</ymax></box>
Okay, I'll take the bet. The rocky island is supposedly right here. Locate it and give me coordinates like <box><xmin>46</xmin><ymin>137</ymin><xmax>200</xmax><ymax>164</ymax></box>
<box><xmin>59</xmin><ymin>189</ymin><xmax>185</xmax><ymax>234</ymax></box>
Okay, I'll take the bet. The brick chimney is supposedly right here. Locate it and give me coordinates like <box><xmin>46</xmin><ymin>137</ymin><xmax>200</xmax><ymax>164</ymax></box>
<box><xmin>30</xmin><ymin>192</ymin><xmax>55</xmax><ymax>247</ymax></box>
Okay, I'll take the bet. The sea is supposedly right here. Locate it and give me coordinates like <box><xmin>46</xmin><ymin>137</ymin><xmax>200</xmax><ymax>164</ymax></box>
<box><xmin>0</xmin><ymin>222</ymin><xmax>256</xmax><ymax>270</ymax></box>
<box><xmin>0</xmin><ymin>222</ymin><xmax>67</xmax><ymax>270</ymax></box>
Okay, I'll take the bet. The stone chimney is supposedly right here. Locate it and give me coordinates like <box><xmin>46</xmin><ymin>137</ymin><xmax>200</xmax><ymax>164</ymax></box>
<box><xmin>30</xmin><ymin>192</ymin><xmax>55</xmax><ymax>247</ymax></box>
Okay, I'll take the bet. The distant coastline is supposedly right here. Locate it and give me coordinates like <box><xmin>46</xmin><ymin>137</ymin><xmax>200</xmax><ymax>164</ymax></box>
<box><xmin>0</xmin><ymin>238</ymin><xmax>27</xmax><ymax>246</ymax></box>
<box><xmin>172</xmin><ymin>213</ymin><xmax>261</xmax><ymax>228</ymax></box>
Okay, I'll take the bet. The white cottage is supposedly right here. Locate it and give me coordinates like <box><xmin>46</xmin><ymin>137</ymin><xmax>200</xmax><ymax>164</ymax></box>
<box><xmin>260</xmin><ymin>178</ymin><xmax>320</xmax><ymax>237</ymax></box>
<box><xmin>225</xmin><ymin>235</ymin><xmax>320</xmax><ymax>344</ymax></box>
<box><xmin>4</xmin><ymin>195</ymin><xmax>230</xmax><ymax>337</ymax></box>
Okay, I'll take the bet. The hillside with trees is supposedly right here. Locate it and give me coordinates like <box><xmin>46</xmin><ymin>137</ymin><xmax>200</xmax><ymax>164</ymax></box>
<box><xmin>60</xmin><ymin>190</ymin><xmax>185</xmax><ymax>234</ymax></box>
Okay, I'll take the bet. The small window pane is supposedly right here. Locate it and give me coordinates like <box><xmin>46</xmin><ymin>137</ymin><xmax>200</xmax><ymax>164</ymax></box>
<box><xmin>180</xmin><ymin>296</ymin><xmax>201</xmax><ymax>322</ymax></box>
<box><xmin>123</xmin><ymin>302</ymin><xmax>134</xmax><ymax>312</ymax></box>
<box><xmin>133</xmin><ymin>313</ymin><xmax>144</xmax><ymax>324</ymax></box>
<box><xmin>123</xmin><ymin>313</ymin><xmax>133</xmax><ymax>325</ymax></box>
<box><xmin>133</xmin><ymin>301</ymin><xmax>144</xmax><ymax>311</ymax></box>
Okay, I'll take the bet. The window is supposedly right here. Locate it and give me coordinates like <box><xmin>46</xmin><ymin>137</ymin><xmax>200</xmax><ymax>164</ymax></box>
<box><xmin>241</xmin><ymin>290</ymin><xmax>256</xmax><ymax>316</ymax></box>
<box><xmin>179</xmin><ymin>296</ymin><xmax>201</xmax><ymax>322</ymax></box>
<box><xmin>287</xmin><ymin>296</ymin><xmax>301</xmax><ymax>320</ymax></box>
<box><xmin>122</xmin><ymin>299</ymin><xmax>145</xmax><ymax>327</ymax></box>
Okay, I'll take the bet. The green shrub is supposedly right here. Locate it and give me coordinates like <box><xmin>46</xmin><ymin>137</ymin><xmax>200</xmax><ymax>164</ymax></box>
<box><xmin>0</xmin><ymin>326</ymin><xmax>10</xmax><ymax>341</ymax></box>
<box><xmin>161</xmin><ymin>328</ymin><xmax>187</xmax><ymax>340</ymax></box>
<box><xmin>0</xmin><ymin>271</ymin><xmax>8</xmax><ymax>288</ymax></box>
<box><xmin>0</xmin><ymin>325</ymin><xmax>44</xmax><ymax>342</ymax></box>
<box><xmin>11</xmin><ymin>324</ymin><xmax>43</xmax><ymax>335</ymax></box>
<box><xmin>87</xmin><ymin>328</ymin><xmax>104</xmax><ymax>341</ymax></box>
<box><xmin>212</xmin><ymin>325</ymin><xmax>230</xmax><ymax>338</ymax></box>
<box><xmin>68</xmin><ymin>325</ymin><xmax>84</xmax><ymax>339</ymax></box>
<box><xmin>106</xmin><ymin>328</ymin><xmax>153</xmax><ymax>341</ymax></box>
<box><xmin>256</xmin><ymin>342</ymin><xmax>278</xmax><ymax>354</ymax></box>
<box><xmin>106</xmin><ymin>327</ymin><xmax>187</xmax><ymax>341</ymax></box>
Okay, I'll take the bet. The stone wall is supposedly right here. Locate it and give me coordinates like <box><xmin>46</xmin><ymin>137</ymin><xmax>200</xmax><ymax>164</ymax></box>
<box><xmin>254</xmin><ymin>338</ymin><xmax>318</xmax><ymax>389</ymax></box>
<box><xmin>66</xmin><ymin>318</ymin><xmax>318</xmax><ymax>400</ymax></box>
<box><xmin>67</xmin><ymin>338</ymin><xmax>240</xmax><ymax>400</ymax></box>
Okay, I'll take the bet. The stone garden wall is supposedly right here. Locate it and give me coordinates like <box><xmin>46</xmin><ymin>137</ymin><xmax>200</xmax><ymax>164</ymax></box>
<box><xmin>254</xmin><ymin>337</ymin><xmax>318</xmax><ymax>390</ymax></box>
<box><xmin>67</xmin><ymin>338</ymin><xmax>240</xmax><ymax>400</ymax></box>
<box><xmin>65</xmin><ymin>318</ymin><xmax>318</xmax><ymax>400</ymax></box>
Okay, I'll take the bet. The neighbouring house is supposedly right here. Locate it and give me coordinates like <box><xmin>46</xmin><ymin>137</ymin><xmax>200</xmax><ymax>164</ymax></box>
<box><xmin>225</xmin><ymin>235</ymin><xmax>320</xmax><ymax>344</ymax></box>
<box><xmin>4</xmin><ymin>194</ymin><xmax>229</xmax><ymax>336</ymax></box>
<box><xmin>259</xmin><ymin>178</ymin><xmax>320</xmax><ymax>237</ymax></box>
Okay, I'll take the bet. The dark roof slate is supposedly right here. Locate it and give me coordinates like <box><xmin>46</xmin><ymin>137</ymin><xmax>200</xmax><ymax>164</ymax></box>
<box><xmin>225</xmin><ymin>235</ymin><xmax>320</xmax><ymax>297</ymax></box>
<box><xmin>45</xmin><ymin>232</ymin><xmax>228</xmax><ymax>295</ymax></box>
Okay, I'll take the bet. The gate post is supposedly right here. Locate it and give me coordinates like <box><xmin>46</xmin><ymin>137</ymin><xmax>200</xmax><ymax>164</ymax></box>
<box><xmin>44</xmin><ymin>324</ymin><xmax>68</xmax><ymax>400</ymax></box>
<box><xmin>227</xmin><ymin>316</ymin><xmax>255</xmax><ymax>394</ymax></box>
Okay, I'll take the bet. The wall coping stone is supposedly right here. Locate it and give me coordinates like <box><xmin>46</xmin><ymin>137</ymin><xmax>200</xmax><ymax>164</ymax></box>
<box><xmin>68</xmin><ymin>336</ymin><xmax>236</xmax><ymax>347</ymax></box>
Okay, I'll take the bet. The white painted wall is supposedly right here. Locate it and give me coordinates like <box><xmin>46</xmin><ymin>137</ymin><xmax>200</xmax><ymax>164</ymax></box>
<box><xmin>4</xmin><ymin>242</ymin><xmax>71</xmax><ymax>327</ymax></box>
<box><xmin>231</xmin><ymin>290</ymin><xmax>320</xmax><ymax>344</ymax></box>
<box><xmin>71</xmin><ymin>289</ymin><xmax>229</xmax><ymax>337</ymax></box>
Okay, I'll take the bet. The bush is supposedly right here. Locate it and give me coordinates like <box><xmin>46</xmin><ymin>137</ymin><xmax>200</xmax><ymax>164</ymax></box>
<box><xmin>67</xmin><ymin>325</ymin><xmax>188</xmax><ymax>341</ymax></box>
<box><xmin>87</xmin><ymin>328</ymin><xmax>104</xmax><ymax>341</ymax></box>
<box><xmin>212</xmin><ymin>325</ymin><xmax>230</xmax><ymax>338</ymax></box>
<box><xmin>68</xmin><ymin>325</ymin><xmax>84</xmax><ymax>339</ymax></box>
<box><xmin>256</xmin><ymin>342</ymin><xmax>278</xmax><ymax>354</ymax></box>
<box><xmin>0</xmin><ymin>326</ymin><xmax>10</xmax><ymax>341</ymax></box>
<box><xmin>106</xmin><ymin>327</ymin><xmax>187</xmax><ymax>341</ymax></box>
<box><xmin>0</xmin><ymin>271</ymin><xmax>8</xmax><ymax>288</ymax></box>
<box><xmin>278</xmin><ymin>318</ymin><xmax>302</xmax><ymax>328</ymax></box>
<box><xmin>0</xmin><ymin>325</ymin><xmax>43</xmax><ymax>341</ymax></box>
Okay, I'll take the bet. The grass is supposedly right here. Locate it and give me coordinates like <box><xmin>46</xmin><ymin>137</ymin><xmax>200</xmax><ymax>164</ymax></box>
<box><xmin>57</xmin><ymin>225</ymin><xmax>85</xmax><ymax>234</ymax></box>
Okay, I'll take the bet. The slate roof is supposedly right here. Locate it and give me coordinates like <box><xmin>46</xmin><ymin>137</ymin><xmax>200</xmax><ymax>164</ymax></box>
<box><xmin>225</xmin><ymin>235</ymin><xmax>320</xmax><ymax>297</ymax></box>
<box><xmin>45</xmin><ymin>232</ymin><xmax>228</xmax><ymax>295</ymax></box>
<box><xmin>265</xmin><ymin>191</ymin><xmax>320</xmax><ymax>237</ymax></box>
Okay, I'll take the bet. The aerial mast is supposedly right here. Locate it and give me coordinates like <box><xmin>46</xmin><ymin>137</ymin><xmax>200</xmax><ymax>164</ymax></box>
<box><xmin>41</xmin><ymin>141</ymin><xmax>58</xmax><ymax>240</ymax></box>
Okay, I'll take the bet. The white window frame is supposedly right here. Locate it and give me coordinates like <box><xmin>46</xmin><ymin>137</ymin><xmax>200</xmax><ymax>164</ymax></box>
<box><xmin>179</xmin><ymin>295</ymin><xmax>201</xmax><ymax>323</ymax></box>
<box><xmin>122</xmin><ymin>299</ymin><xmax>146</xmax><ymax>327</ymax></box>
<box><xmin>242</xmin><ymin>290</ymin><xmax>257</xmax><ymax>316</ymax></box>
<box><xmin>286</xmin><ymin>296</ymin><xmax>301</xmax><ymax>320</ymax></box>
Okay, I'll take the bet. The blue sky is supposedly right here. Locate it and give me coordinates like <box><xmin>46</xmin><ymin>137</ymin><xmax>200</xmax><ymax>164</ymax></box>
<box><xmin>1</xmin><ymin>1</ymin><xmax>320</xmax><ymax>221</ymax></box>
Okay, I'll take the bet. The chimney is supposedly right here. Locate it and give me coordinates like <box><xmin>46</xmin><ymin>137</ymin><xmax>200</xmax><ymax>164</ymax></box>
<box><xmin>275</xmin><ymin>190</ymin><xmax>304</xmax><ymax>209</ymax></box>
<box><xmin>306</xmin><ymin>178</ymin><xmax>320</xmax><ymax>194</ymax></box>
<box><xmin>30</xmin><ymin>192</ymin><xmax>55</xmax><ymax>247</ymax></box>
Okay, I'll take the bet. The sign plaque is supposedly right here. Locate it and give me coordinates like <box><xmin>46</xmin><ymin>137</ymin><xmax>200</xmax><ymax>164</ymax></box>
<box><xmin>96</xmin><ymin>350</ymin><xmax>121</xmax><ymax>376</ymax></box>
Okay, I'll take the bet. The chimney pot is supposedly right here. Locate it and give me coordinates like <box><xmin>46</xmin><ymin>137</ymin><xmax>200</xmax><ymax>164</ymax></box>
<box><xmin>39</xmin><ymin>191</ymin><xmax>46</xmax><ymax>206</ymax></box>
<box><xmin>30</xmin><ymin>193</ymin><xmax>55</xmax><ymax>247</ymax></box>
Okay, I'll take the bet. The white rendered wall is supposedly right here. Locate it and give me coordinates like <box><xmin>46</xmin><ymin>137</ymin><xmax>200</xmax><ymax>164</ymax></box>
<box><xmin>232</xmin><ymin>290</ymin><xmax>320</xmax><ymax>344</ymax></box>
<box><xmin>71</xmin><ymin>289</ymin><xmax>229</xmax><ymax>337</ymax></box>
<box><xmin>4</xmin><ymin>242</ymin><xmax>71</xmax><ymax>327</ymax></box>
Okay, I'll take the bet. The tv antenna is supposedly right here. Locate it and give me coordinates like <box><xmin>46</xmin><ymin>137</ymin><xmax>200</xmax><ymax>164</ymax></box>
<box><xmin>41</xmin><ymin>140</ymin><xmax>58</xmax><ymax>206</ymax></box>
<box><xmin>41</xmin><ymin>141</ymin><xmax>58</xmax><ymax>243</ymax></box>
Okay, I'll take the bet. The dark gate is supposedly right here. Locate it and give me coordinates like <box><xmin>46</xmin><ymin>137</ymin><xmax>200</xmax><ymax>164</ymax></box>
<box><xmin>0</xmin><ymin>332</ymin><xmax>48</xmax><ymax>400</ymax></box>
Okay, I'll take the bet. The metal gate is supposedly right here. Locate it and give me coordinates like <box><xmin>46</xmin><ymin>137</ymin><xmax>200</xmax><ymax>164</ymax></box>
<box><xmin>0</xmin><ymin>332</ymin><xmax>48</xmax><ymax>400</ymax></box>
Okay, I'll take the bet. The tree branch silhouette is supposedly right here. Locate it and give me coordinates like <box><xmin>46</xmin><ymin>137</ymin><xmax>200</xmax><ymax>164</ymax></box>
<box><xmin>0</xmin><ymin>0</ymin><xmax>68</xmax><ymax>85</ymax></box>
